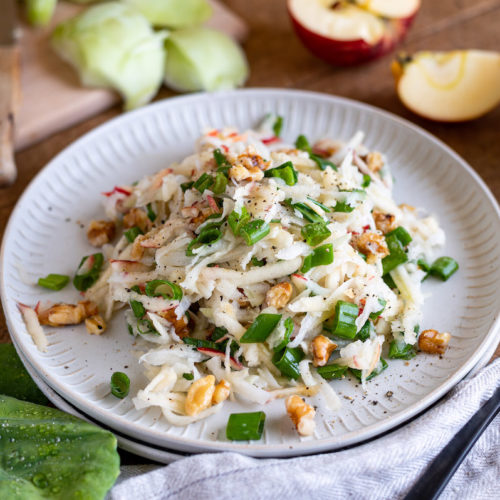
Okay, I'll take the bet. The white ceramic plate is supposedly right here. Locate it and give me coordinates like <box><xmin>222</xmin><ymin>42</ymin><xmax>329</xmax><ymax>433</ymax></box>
<box><xmin>2</xmin><ymin>89</ymin><xmax>500</xmax><ymax>457</ymax></box>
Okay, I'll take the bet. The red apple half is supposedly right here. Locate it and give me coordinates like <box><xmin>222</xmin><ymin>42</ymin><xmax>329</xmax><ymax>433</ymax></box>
<box><xmin>287</xmin><ymin>0</ymin><xmax>420</xmax><ymax>66</ymax></box>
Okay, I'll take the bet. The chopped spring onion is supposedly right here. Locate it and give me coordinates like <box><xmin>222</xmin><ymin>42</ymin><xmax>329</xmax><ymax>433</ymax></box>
<box><xmin>240</xmin><ymin>220</ymin><xmax>270</xmax><ymax>246</ymax></box>
<box><xmin>73</xmin><ymin>253</ymin><xmax>104</xmax><ymax>291</ymax></box>
<box><xmin>145</xmin><ymin>279</ymin><xmax>183</xmax><ymax>300</ymax></box>
<box><xmin>369</xmin><ymin>298</ymin><xmax>386</xmax><ymax>320</ymax></box>
<box><xmin>388</xmin><ymin>340</ymin><xmax>416</xmax><ymax>360</ymax></box>
<box><xmin>417</xmin><ymin>258</ymin><xmax>431</xmax><ymax>273</ymax></box>
<box><xmin>295</xmin><ymin>134</ymin><xmax>312</xmax><ymax>153</ymax></box>
<box><xmin>193</xmin><ymin>172</ymin><xmax>214</xmax><ymax>193</ymax></box>
<box><xmin>181</xmin><ymin>181</ymin><xmax>194</xmax><ymax>192</ymax></box>
<box><xmin>301</xmin><ymin>244</ymin><xmax>334</xmax><ymax>273</ymax></box>
<box><xmin>226</xmin><ymin>411</ymin><xmax>266</xmax><ymax>441</ymax></box>
<box><xmin>228</xmin><ymin>206</ymin><xmax>250</xmax><ymax>236</ymax></box>
<box><xmin>308</xmin><ymin>197</ymin><xmax>331</xmax><ymax>213</ymax></box>
<box><xmin>362</xmin><ymin>174</ymin><xmax>371</xmax><ymax>188</ymax></box>
<box><xmin>124</xmin><ymin>226</ymin><xmax>143</xmax><ymax>243</ymax></box>
<box><xmin>301</xmin><ymin>222</ymin><xmax>331</xmax><ymax>247</ymax></box>
<box><xmin>273</xmin><ymin>317</ymin><xmax>294</xmax><ymax>352</ymax></box>
<box><xmin>240</xmin><ymin>313</ymin><xmax>282</xmax><ymax>343</ymax></box>
<box><xmin>286</xmin><ymin>199</ymin><xmax>325</xmax><ymax>224</ymax></box>
<box><xmin>182</xmin><ymin>372</ymin><xmax>194</xmax><ymax>380</ymax></box>
<box><xmin>272</xmin><ymin>347</ymin><xmax>304</xmax><ymax>379</ymax></box>
<box><xmin>37</xmin><ymin>273</ymin><xmax>69</xmax><ymax>291</ymax></box>
<box><xmin>333</xmin><ymin>201</ymin><xmax>355</xmax><ymax>213</ymax></box>
<box><xmin>183</xmin><ymin>337</ymin><xmax>220</xmax><ymax>350</ymax></box>
<box><xmin>110</xmin><ymin>372</ymin><xmax>130</xmax><ymax>399</ymax></box>
<box><xmin>146</xmin><ymin>203</ymin><xmax>156</xmax><ymax>222</ymax></box>
<box><xmin>350</xmin><ymin>358</ymin><xmax>388</xmax><ymax>381</ymax></box>
<box><xmin>212</xmin><ymin>171</ymin><xmax>228</xmax><ymax>194</ymax></box>
<box><xmin>430</xmin><ymin>256</ymin><xmax>459</xmax><ymax>281</ymax></box>
<box><xmin>186</xmin><ymin>227</ymin><xmax>222</xmax><ymax>256</ymax></box>
<box><xmin>382</xmin><ymin>233</ymin><xmax>408</xmax><ymax>275</ymax></box>
<box><xmin>213</xmin><ymin>148</ymin><xmax>231</xmax><ymax>175</ymax></box>
<box><xmin>251</xmin><ymin>256</ymin><xmax>266</xmax><ymax>267</ymax></box>
<box><xmin>324</xmin><ymin>300</ymin><xmax>359</xmax><ymax>339</ymax></box>
<box><xmin>130</xmin><ymin>300</ymin><xmax>145</xmax><ymax>319</ymax></box>
<box><xmin>383</xmin><ymin>273</ymin><xmax>397</xmax><ymax>289</ymax></box>
<box><xmin>273</xmin><ymin>116</ymin><xmax>284</xmax><ymax>137</ymax></box>
<box><xmin>317</xmin><ymin>363</ymin><xmax>348</xmax><ymax>380</ymax></box>
<box><xmin>356</xmin><ymin>320</ymin><xmax>374</xmax><ymax>341</ymax></box>
<box><xmin>211</xmin><ymin>326</ymin><xmax>229</xmax><ymax>341</ymax></box>
<box><xmin>264</xmin><ymin>161</ymin><xmax>298</xmax><ymax>186</ymax></box>
<box><xmin>294</xmin><ymin>134</ymin><xmax>337</xmax><ymax>171</ymax></box>
<box><xmin>387</xmin><ymin>226</ymin><xmax>412</xmax><ymax>247</ymax></box>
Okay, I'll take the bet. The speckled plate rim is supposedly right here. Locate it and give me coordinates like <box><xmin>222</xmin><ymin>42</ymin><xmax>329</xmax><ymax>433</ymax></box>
<box><xmin>2</xmin><ymin>89</ymin><xmax>500</xmax><ymax>457</ymax></box>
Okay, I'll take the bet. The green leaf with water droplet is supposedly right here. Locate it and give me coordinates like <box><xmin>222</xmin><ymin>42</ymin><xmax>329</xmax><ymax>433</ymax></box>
<box><xmin>0</xmin><ymin>344</ymin><xmax>48</xmax><ymax>405</ymax></box>
<box><xmin>0</xmin><ymin>395</ymin><xmax>120</xmax><ymax>499</ymax></box>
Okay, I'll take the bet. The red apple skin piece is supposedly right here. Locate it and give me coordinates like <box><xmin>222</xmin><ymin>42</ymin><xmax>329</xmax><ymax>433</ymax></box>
<box><xmin>288</xmin><ymin>6</ymin><xmax>418</xmax><ymax>66</ymax></box>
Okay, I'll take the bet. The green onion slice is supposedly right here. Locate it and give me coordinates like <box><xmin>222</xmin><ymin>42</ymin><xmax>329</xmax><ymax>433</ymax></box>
<box><xmin>417</xmin><ymin>258</ymin><xmax>431</xmax><ymax>273</ymax></box>
<box><xmin>382</xmin><ymin>233</ymin><xmax>408</xmax><ymax>275</ymax></box>
<box><xmin>181</xmin><ymin>181</ymin><xmax>194</xmax><ymax>192</ymax></box>
<box><xmin>193</xmin><ymin>172</ymin><xmax>215</xmax><ymax>193</ymax></box>
<box><xmin>37</xmin><ymin>273</ymin><xmax>69</xmax><ymax>291</ymax></box>
<box><xmin>182</xmin><ymin>372</ymin><xmax>194</xmax><ymax>380</ymax></box>
<box><xmin>324</xmin><ymin>300</ymin><xmax>359</xmax><ymax>339</ymax></box>
<box><xmin>228</xmin><ymin>206</ymin><xmax>251</xmax><ymax>236</ymax></box>
<box><xmin>350</xmin><ymin>358</ymin><xmax>388</xmax><ymax>381</ymax></box>
<box><xmin>240</xmin><ymin>313</ymin><xmax>282</xmax><ymax>343</ymax></box>
<box><xmin>110</xmin><ymin>372</ymin><xmax>130</xmax><ymax>399</ymax></box>
<box><xmin>272</xmin><ymin>347</ymin><xmax>304</xmax><ymax>379</ymax></box>
<box><xmin>301</xmin><ymin>244</ymin><xmax>334</xmax><ymax>273</ymax></box>
<box><xmin>226</xmin><ymin>411</ymin><xmax>266</xmax><ymax>441</ymax></box>
<box><xmin>387</xmin><ymin>226</ymin><xmax>412</xmax><ymax>247</ymax></box>
<box><xmin>213</xmin><ymin>148</ymin><xmax>232</xmax><ymax>175</ymax></box>
<box><xmin>362</xmin><ymin>174</ymin><xmax>371</xmax><ymax>188</ymax></box>
<box><xmin>124</xmin><ymin>226</ymin><xmax>143</xmax><ymax>243</ymax></box>
<box><xmin>183</xmin><ymin>337</ymin><xmax>221</xmax><ymax>351</ymax></box>
<box><xmin>186</xmin><ymin>227</ymin><xmax>222</xmax><ymax>256</ymax></box>
<box><xmin>429</xmin><ymin>256</ymin><xmax>459</xmax><ymax>281</ymax></box>
<box><xmin>73</xmin><ymin>253</ymin><xmax>104</xmax><ymax>291</ymax></box>
<box><xmin>251</xmin><ymin>256</ymin><xmax>266</xmax><ymax>267</ymax></box>
<box><xmin>273</xmin><ymin>317</ymin><xmax>294</xmax><ymax>352</ymax></box>
<box><xmin>388</xmin><ymin>340</ymin><xmax>416</xmax><ymax>360</ymax></box>
<box><xmin>264</xmin><ymin>161</ymin><xmax>298</xmax><ymax>186</ymax></box>
<box><xmin>317</xmin><ymin>363</ymin><xmax>348</xmax><ymax>380</ymax></box>
<box><xmin>145</xmin><ymin>280</ymin><xmax>183</xmax><ymax>301</ymax></box>
<box><xmin>146</xmin><ymin>203</ymin><xmax>156</xmax><ymax>222</ymax></box>
<box><xmin>130</xmin><ymin>300</ymin><xmax>146</xmax><ymax>319</ymax></box>
<box><xmin>301</xmin><ymin>222</ymin><xmax>331</xmax><ymax>247</ymax></box>
<box><xmin>240</xmin><ymin>220</ymin><xmax>270</xmax><ymax>246</ymax></box>
<box><xmin>273</xmin><ymin>116</ymin><xmax>284</xmax><ymax>137</ymax></box>
<box><xmin>212</xmin><ymin>171</ymin><xmax>228</xmax><ymax>194</ymax></box>
<box><xmin>295</xmin><ymin>134</ymin><xmax>312</xmax><ymax>153</ymax></box>
<box><xmin>286</xmin><ymin>199</ymin><xmax>325</xmax><ymax>224</ymax></box>
<box><xmin>356</xmin><ymin>320</ymin><xmax>374</xmax><ymax>341</ymax></box>
<box><xmin>369</xmin><ymin>298</ymin><xmax>387</xmax><ymax>320</ymax></box>
<box><xmin>333</xmin><ymin>201</ymin><xmax>355</xmax><ymax>213</ymax></box>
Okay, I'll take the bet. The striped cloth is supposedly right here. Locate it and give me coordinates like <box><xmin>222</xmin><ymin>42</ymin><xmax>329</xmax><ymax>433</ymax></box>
<box><xmin>111</xmin><ymin>359</ymin><xmax>500</xmax><ymax>500</ymax></box>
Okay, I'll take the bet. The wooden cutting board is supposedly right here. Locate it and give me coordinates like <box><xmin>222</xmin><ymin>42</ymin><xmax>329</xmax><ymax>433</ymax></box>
<box><xmin>14</xmin><ymin>1</ymin><xmax>248</xmax><ymax>151</ymax></box>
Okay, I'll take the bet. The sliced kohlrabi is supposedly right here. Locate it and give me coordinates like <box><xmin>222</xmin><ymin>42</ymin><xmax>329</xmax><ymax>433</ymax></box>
<box><xmin>164</xmin><ymin>27</ymin><xmax>249</xmax><ymax>92</ymax></box>
<box><xmin>123</xmin><ymin>0</ymin><xmax>212</xmax><ymax>28</ymax></box>
<box><xmin>51</xmin><ymin>2</ymin><xmax>167</xmax><ymax>110</ymax></box>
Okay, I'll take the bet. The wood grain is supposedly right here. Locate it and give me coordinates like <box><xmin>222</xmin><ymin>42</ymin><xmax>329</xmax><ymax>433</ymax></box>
<box><xmin>0</xmin><ymin>46</ymin><xmax>20</xmax><ymax>186</ymax></box>
<box><xmin>1</xmin><ymin>0</ymin><xmax>499</xmax><ymax>363</ymax></box>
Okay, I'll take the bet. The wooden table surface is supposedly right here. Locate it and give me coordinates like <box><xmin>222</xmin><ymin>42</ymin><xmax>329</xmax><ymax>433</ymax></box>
<box><xmin>1</xmin><ymin>0</ymin><xmax>499</xmax><ymax>366</ymax></box>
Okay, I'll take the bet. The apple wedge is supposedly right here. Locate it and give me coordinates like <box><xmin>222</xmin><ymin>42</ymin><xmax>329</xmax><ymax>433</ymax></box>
<box><xmin>392</xmin><ymin>50</ymin><xmax>500</xmax><ymax>121</ymax></box>
<box><xmin>287</xmin><ymin>0</ymin><xmax>420</xmax><ymax>66</ymax></box>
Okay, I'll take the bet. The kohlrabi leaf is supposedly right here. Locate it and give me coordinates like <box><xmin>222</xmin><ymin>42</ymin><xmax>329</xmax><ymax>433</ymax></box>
<box><xmin>164</xmin><ymin>28</ymin><xmax>249</xmax><ymax>92</ymax></box>
<box><xmin>0</xmin><ymin>343</ymin><xmax>48</xmax><ymax>405</ymax></box>
<box><xmin>0</xmin><ymin>395</ymin><xmax>120</xmax><ymax>500</ymax></box>
<box><xmin>25</xmin><ymin>0</ymin><xmax>57</xmax><ymax>26</ymax></box>
<box><xmin>123</xmin><ymin>0</ymin><xmax>212</xmax><ymax>28</ymax></box>
<box><xmin>51</xmin><ymin>2</ymin><xmax>167</xmax><ymax>110</ymax></box>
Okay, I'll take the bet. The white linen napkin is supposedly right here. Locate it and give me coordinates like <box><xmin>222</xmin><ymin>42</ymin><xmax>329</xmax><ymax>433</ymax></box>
<box><xmin>111</xmin><ymin>359</ymin><xmax>500</xmax><ymax>500</ymax></box>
